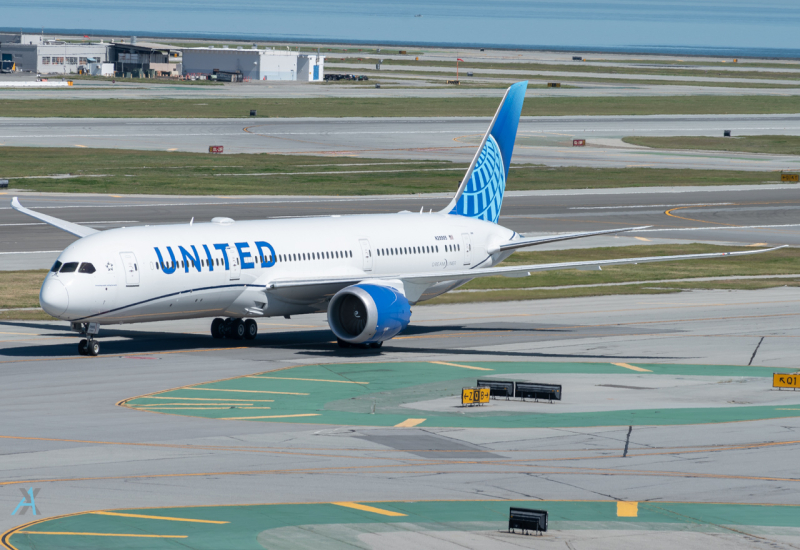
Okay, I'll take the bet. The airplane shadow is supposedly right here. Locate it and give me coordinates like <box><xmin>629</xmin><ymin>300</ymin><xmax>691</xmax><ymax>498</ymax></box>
<box><xmin>0</xmin><ymin>321</ymin><xmax>686</xmax><ymax>362</ymax></box>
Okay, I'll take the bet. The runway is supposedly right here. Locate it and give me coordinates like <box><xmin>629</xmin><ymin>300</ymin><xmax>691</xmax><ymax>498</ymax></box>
<box><xmin>1</xmin><ymin>288</ymin><xmax>799</xmax><ymax>547</ymax></box>
<box><xmin>2</xmin><ymin>184</ymin><xmax>798</xmax><ymax>269</ymax></box>
<box><xmin>4</xmin><ymin>114</ymin><xmax>800</xmax><ymax>171</ymax></box>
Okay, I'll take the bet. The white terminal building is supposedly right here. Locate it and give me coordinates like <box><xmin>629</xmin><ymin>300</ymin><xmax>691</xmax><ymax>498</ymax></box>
<box><xmin>182</xmin><ymin>46</ymin><xmax>324</xmax><ymax>81</ymax></box>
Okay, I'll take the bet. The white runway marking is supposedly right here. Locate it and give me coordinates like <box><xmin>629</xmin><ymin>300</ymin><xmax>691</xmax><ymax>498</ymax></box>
<box><xmin>638</xmin><ymin>224</ymin><xmax>800</xmax><ymax>232</ymax></box>
<box><xmin>0</xmin><ymin>250</ymin><xmax>61</xmax><ymax>255</ymax></box>
<box><xmin>571</xmin><ymin>203</ymin><xmax>734</xmax><ymax>209</ymax></box>
<box><xmin>0</xmin><ymin>221</ymin><xmax>137</xmax><ymax>227</ymax></box>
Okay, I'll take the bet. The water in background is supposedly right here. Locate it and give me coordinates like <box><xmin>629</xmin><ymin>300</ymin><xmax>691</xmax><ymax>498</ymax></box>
<box><xmin>3</xmin><ymin>0</ymin><xmax>800</xmax><ymax>58</ymax></box>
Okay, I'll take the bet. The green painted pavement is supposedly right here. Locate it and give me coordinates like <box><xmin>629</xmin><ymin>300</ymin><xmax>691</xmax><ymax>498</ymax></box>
<box><xmin>7</xmin><ymin>500</ymin><xmax>800</xmax><ymax>550</ymax></box>
<box><xmin>122</xmin><ymin>362</ymin><xmax>800</xmax><ymax>428</ymax></box>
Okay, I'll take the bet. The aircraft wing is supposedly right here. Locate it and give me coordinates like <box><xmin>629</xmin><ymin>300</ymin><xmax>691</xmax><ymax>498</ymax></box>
<box><xmin>401</xmin><ymin>246</ymin><xmax>786</xmax><ymax>284</ymax></box>
<box><xmin>267</xmin><ymin>246</ymin><xmax>785</xmax><ymax>292</ymax></box>
<box><xmin>488</xmin><ymin>226</ymin><xmax>651</xmax><ymax>254</ymax></box>
<box><xmin>11</xmin><ymin>197</ymin><xmax>99</xmax><ymax>238</ymax></box>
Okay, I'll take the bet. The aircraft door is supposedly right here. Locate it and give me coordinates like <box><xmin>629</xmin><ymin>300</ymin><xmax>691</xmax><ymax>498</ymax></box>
<box><xmin>359</xmin><ymin>239</ymin><xmax>373</xmax><ymax>272</ymax></box>
<box><xmin>120</xmin><ymin>252</ymin><xmax>140</xmax><ymax>286</ymax></box>
<box><xmin>461</xmin><ymin>233</ymin><xmax>472</xmax><ymax>266</ymax></box>
<box><xmin>228</xmin><ymin>247</ymin><xmax>241</xmax><ymax>281</ymax></box>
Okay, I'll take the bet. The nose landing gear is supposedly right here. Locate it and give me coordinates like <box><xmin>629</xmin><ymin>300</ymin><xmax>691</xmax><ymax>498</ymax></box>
<box><xmin>210</xmin><ymin>318</ymin><xmax>258</xmax><ymax>341</ymax></box>
<box><xmin>72</xmin><ymin>322</ymin><xmax>101</xmax><ymax>356</ymax></box>
<box><xmin>78</xmin><ymin>338</ymin><xmax>100</xmax><ymax>356</ymax></box>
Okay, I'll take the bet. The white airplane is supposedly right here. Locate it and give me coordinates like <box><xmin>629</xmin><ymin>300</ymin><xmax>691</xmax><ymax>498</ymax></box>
<box><xmin>12</xmin><ymin>81</ymin><xmax>780</xmax><ymax>356</ymax></box>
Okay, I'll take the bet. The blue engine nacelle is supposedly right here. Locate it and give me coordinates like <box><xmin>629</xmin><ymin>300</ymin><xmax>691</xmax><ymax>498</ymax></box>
<box><xmin>327</xmin><ymin>283</ymin><xmax>411</xmax><ymax>345</ymax></box>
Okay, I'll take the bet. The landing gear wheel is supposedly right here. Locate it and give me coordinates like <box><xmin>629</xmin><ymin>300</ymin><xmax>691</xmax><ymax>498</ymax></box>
<box><xmin>244</xmin><ymin>319</ymin><xmax>258</xmax><ymax>340</ymax></box>
<box><xmin>231</xmin><ymin>318</ymin><xmax>246</xmax><ymax>340</ymax></box>
<box><xmin>78</xmin><ymin>339</ymin><xmax>88</xmax><ymax>355</ymax></box>
<box><xmin>337</xmin><ymin>338</ymin><xmax>352</xmax><ymax>349</ymax></box>
<box><xmin>211</xmin><ymin>318</ymin><xmax>225</xmax><ymax>339</ymax></box>
<box><xmin>355</xmin><ymin>341</ymin><xmax>383</xmax><ymax>350</ymax></box>
<box><xmin>88</xmin><ymin>340</ymin><xmax>100</xmax><ymax>356</ymax></box>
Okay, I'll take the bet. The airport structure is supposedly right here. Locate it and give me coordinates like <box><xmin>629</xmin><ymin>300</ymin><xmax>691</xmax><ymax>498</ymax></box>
<box><xmin>0</xmin><ymin>33</ymin><xmax>181</xmax><ymax>76</ymax></box>
<box><xmin>182</xmin><ymin>46</ymin><xmax>324</xmax><ymax>81</ymax></box>
<box><xmin>0</xmin><ymin>34</ymin><xmax>109</xmax><ymax>75</ymax></box>
<box><xmin>109</xmin><ymin>38</ymin><xmax>182</xmax><ymax>77</ymax></box>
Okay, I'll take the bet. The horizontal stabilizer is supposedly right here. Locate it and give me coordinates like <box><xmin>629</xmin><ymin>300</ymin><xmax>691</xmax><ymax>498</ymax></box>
<box><xmin>11</xmin><ymin>197</ymin><xmax>99</xmax><ymax>238</ymax></box>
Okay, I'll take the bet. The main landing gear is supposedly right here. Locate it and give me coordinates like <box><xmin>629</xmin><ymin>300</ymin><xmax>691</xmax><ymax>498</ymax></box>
<box><xmin>337</xmin><ymin>339</ymin><xmax>383</xmax><ymax>350</ymax></box>
<box><xmin>211</xmin><ymin>318</ymin><xmax>258</xmax><ymax>340</ymax></box>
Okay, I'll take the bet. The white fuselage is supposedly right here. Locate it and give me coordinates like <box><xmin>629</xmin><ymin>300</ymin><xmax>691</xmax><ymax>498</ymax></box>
<box><xmin>40</xmin><ymin>212</ymin><xmax>516</xmax><ymax>325</ymax></box>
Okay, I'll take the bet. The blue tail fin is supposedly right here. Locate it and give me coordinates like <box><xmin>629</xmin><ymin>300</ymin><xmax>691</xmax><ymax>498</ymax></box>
<box><xmin>443</xmin><ymin>81</ymin><xmax>527</xmax><ymax>223</ymax></box>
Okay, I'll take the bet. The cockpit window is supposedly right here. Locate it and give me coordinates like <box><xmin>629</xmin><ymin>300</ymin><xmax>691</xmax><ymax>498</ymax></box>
<box><xmin>50</xmin><ymin>261</ymin><xmax>62</xmax><ymax>272</ymax></box>
<box><xmin>59</xmin><ymin>262</ymin><xmax>79</xmax><ymax>273</ymax></box>
<box><xmin>78</xmin><ymin>263</ymin><xmax>96</xmax><ymax>274</ymax></box>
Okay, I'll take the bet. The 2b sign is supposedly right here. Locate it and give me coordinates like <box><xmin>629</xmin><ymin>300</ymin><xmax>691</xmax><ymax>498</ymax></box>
<box><xmin>209</xmin><ymin>145</ymin><xmax>224</xmax><ymax>154</ymax></box>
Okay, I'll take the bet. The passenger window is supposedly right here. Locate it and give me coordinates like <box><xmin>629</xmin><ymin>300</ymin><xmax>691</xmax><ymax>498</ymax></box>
<box><xmin>60</xmin><ymin>262</ymin><xmax>78</xmax><ymax>273</ymax></box>
<box><xmin>50</xmin><ymin>261</ymin><xmax>62</xmax><ymax>272</ymax></box>
<box><xmin>78</xmin><ymin>263</ymin><xmax>96</xmax><ymax>274</ymax></box>
<box><xmin>458</xmin><ymin>245</ymin><xmax>461</xmax><ymax>251</ymax></box>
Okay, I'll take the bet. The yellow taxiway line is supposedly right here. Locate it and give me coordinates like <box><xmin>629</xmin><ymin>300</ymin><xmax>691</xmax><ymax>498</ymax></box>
<box><xmin>613</xmin><ymin>362</ymin><xmax>653</xmax><ymax>372</ymax></box>
<box><xmin>429</xmin><ymin>361</ymin><xmax>493</xmax><ymax>371</ymax></box>
<box><xmin>332</xmin><ymin>502</ymin><xmax>407</xmax><ymax>517</ymax></box>
<box><xmin>91</xmin><ymin>511</ymin><xmax>228</xmax><ymax>524</ymax></box>
<box><xmin>247</xmin><ymin>376</ymin><xmax>369</xmax><ymax>384</ymax></box>
<box><xmin>17</xmin><ymin>531</ymin><xmax>186</xmax><ymax>538</ymax></box>
<box><xmin>395</xmin><ymin>418</ymin><xmax>426</xmax><ymax>428</ymax></box>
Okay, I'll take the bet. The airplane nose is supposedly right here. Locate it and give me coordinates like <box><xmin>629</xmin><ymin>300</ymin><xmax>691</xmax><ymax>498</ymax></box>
<box><xmin>40</xmin><ymin>278</ymin><xmax>69</xmax><ymax>317</ymax></box>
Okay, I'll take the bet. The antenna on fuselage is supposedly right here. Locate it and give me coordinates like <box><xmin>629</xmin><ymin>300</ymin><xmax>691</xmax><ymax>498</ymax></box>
<box><xmin>190</xmin><ymin>217</ymin><xmax>194</xmax><ymax>225</ymax></box>
<box><xmin>420</xmin><ymin>206</ymin><xmax>423</xmax><ymax>214</ymax></box>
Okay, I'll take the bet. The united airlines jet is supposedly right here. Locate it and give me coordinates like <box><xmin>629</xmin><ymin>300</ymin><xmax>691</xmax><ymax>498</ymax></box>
<box><xmin>12</xmin><ymin>82</ymin><xmax>780</xmax><ymax>356</ymax></box>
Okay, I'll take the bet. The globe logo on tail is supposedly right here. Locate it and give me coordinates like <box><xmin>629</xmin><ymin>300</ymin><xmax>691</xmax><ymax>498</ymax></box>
<box><xmin>450</xmin><ymin>135</ymin><xmax>505</xmax><ymax>224</ymax></box>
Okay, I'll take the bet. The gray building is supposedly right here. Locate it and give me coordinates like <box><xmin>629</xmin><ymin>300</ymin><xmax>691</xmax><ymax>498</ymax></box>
<box><xmin>109</xmin><ymin>38</ymin><xmax>182</xmax><ymax>76</ymax></box>
<box><xmin>0</xmin><ymin>34</ymin><xmax>109</xmax><ymax>74</ymax></box>
<box><xmin>182</xmin><ymin>46</ymin><xmax>324</xmax><ymax>81</ymax></box>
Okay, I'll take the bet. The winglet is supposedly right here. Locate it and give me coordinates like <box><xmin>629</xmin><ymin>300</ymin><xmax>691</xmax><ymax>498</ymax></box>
<box><xmin>11</xmin><ymin>197</ymin><xmax>99</xmax><ymax>238</ymax></box>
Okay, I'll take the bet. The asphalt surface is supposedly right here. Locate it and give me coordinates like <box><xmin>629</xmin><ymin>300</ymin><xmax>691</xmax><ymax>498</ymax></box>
<box><xmin>4</xmin><ymin>115</ymin><xmax>800</xmax><ymax>171</ymax></box>
<box><xmin>1</xmin><ymin>288</ymin><xmax>799</xmax><ymax>547</ymax></box>
<box><xmin>2</xmin><ymin>184</ymin><xmax>797</xmax><ymax>269</ymax></box>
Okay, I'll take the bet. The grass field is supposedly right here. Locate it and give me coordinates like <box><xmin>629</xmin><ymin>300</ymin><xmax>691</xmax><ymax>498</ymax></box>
<box><xmin>367</xmin><ymin>70</ymin><xmax>800</xmax><ymax>89</ymax></box>
<box><xmin>330</xmin><ymin>57</ymin><xmax>800</xmax><ymax>82</ymax></box>
<box><xmin>4</xmin><ymin>95</ymin><xmax>800</xmax><ymax>118</ymax></box>
<box><xmin>0</xmin><ymin>147</ymin><xmax>781</xmax><ymax>195</ymax></box>
<box><xmin>3</xmin><ymin>245</ymin><xmax>796</xmax><ymax>320</ymax></box>
<box><xmin>623</xmin><ymin>135</ymin><xmax>800</xmax><ymax>155</ymax></box>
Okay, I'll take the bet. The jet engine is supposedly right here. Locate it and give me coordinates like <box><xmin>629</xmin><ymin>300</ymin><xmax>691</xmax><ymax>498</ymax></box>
<box><xmin>327</xmin><ymin>284</ymin><xmax>411</xmax><ymax>347</ymax></box>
